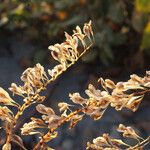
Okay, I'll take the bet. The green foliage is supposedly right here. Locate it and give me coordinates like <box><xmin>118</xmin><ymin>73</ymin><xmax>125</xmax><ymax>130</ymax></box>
<box><xmin>141</xmin><ymin>22</ymin><xmax>150</xmax><ymax>51</ymax></box>
<box><xmin>136</xmin><ymin>0</ymin><xmax>150</xmax><ymax>13</ymax></box>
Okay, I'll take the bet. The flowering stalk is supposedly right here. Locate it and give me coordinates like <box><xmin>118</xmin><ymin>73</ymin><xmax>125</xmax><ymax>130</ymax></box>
<box><xmin>0</xmin><ymin>19</ymin><xmax>150</xmax><ymax>150</ymax></box>
<box><xmin>22</xmin><ymin>71</ymin><xmax>150</xmax><ymax>149</ymax></box>
<box><xmin>14</xmin><ymin>42</ymin><xmax>93</xmax><ymax>123</ymax></box>
<box><xmin>87</xmin><ymin>125</ymin><xmax>150</xmax><ymax>150</ymax></box>
<box><xmin>128</xmin><ymin>136</ymin><xmax>150</xmax><ymax>150</ymax></box>
<box><xmin>0</xmin><ymin>21</ymin><xmax>94</xmax><ymax>150</ymax></box>
<box><xmin>33</xmin><ymin>107</ymin><xmax>85</xmax><ymax>150</ymax></box>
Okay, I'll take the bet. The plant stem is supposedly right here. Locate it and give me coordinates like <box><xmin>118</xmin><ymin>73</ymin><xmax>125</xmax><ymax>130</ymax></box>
<box><xmin>14</xmin><ymin>43</ymin><xmax>93</xmax><ymax>125</ymax></box>
<box><xmin>33</xmin><ymin>108</ymin><xmax>85</xmax><ymax>150</ymax></box>
<box><xmin>127</xmin><ymin>136</ymin><xmax>150</xmax><ymax>150</ymax></box>
<box><xmin>133</xmin><ymin>89</ymin><xmax>150</xmax><ymax>96</ymax></box>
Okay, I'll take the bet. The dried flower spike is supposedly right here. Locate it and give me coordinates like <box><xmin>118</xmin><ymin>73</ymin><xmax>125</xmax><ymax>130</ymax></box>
<box><xmin>0</xmin><ymin>21</ymin><xmax>94</xmax><ymax>150</ymax></box>
<box><xmin>87</xmin><ymin>124</ymin><xmax>149</xmax><ymax>150</ymax></box>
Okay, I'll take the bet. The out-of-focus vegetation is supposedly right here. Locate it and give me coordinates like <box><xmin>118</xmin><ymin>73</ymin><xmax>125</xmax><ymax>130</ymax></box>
<box><xmin>0</xmin><ymin>0</ymin><xmax>150</xmax><ymax>67</ymax></box>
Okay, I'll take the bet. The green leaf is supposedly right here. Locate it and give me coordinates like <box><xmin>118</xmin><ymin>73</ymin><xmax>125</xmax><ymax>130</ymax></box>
<box><xmin>141</xmin><ymin>22</ymin><xmax>150</xmax><ymax>50</ymax></box>
<box><xmin>136</xmin><ymin>0</ymin><xmax>150</xmax><ymax>13</ymax></box>
<box><xmin>132</xmin><ymin>11</ymin><xmax>148</xmax><ymax>33</ymax></box>
<box><xmin>10</xmin><ymin>4</ymin><xmax>25</xmax><ymax>15</ymax></box>
<box><xmin>107</xmin><ymin>1</ymin><xmax>125</xmax><ymax>23</ymax></box>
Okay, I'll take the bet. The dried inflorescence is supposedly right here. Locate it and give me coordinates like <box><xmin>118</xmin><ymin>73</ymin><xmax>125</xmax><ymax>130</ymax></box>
<box><xmin>9</xmin><ymin>20</ymin><xmax>94</xmax><ymax>122</ymax></box>
<box><xmin>22</xmin><ymin>71</ymin><xmax>150</xmax><ymax>149</ymax></box>
<box><xmin>0</xmin><ymin>20</ymin><xmax>150</xmax><ymax>150</ymax></box>
<box><xmin>0</xmin><ymin>21</ymin><xmax>94</xmax><ymax>150</ymax></box>
<box><xmin>99</xmin><ymin>71</ymin><xmax>150</xmax><ymax>112</ymax></box>
<box><xmin>87</xmin><ymin>124</ymin><xmax>150</xmax><ymax>150</ymax></box>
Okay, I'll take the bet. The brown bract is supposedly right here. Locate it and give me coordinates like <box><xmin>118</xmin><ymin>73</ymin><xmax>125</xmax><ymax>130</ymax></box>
<box><xmin>0</xmin><ymin>87</ymin><xmax>19</xmax><ymax>107</ymax></box>
<box><xmin>87</xmin><ymin>124</ymin><xmax>149</xmax><ymax>150</ymax></box>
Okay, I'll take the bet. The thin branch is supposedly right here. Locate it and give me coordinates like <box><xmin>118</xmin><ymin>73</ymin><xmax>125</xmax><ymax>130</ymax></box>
<box><xmin>14</xmin><ymin>43</ymin><xmax>93</xmax><ymax>125</ymax></box>
<box><xmin>128</xmin><ymin>136</ymin><xmax>150</xmax><ymax>150</ymax></box>
<box><xmin>33</xmin><ymin>107</ymin><xmax>85</xmax><ymax>150</ymax></box>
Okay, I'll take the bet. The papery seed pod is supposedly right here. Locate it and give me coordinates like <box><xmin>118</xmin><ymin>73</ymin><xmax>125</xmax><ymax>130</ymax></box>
<box><xmin>0</xmin><ymin>87</ymin><xmax>19</xmax><ymax>107</ymax></box>
<box><xmin>126</xmin><ymin>95</ymin><xmax>143</xmax><ymax>112</ymax></box>
<box><xmin>21</xmin><ymin>68</ymin><xmax>31</xmax><ymax>82</ymax></box>
<box><xmin>73</xmin><ymin>26</ymin><xmax>86</xmax><ymax>47</ymax></box>
<box><xmin>105</xmin><ymin>79</ymin><xmax>116</xmax><ymax>89</ymax></box>
<box><xmin>83</xmin><ymin>20</ymin><xmax>93</xmax><ymax>40</ymax></box>
<box><xmin>49</xmin><ymin>44</ymin><xmax>64</xmax><ymax>63</ymax></box>
<box><xmin>65</xmin><ymin>32</ymin><xmax>79</xmax><ymax>54</ymax></box>
<box><xmin>98</xmin><ymin>78</ymin><xmax>108</xmax><ymax>92</ymax></box>
<box><xmin>111</xmin><ymin>139</ymin><xmax>130</xmax><ymax>147</ymax></box>
<box><xmin>65</xmin><ymin>32</ymin><xmax>73</xmax><ymax>43</ymax></box>
<box><xmin>22</xmin><ymin>82</ymin><xmax>34</xmax><ymax>95</ymax></box>
<box><xmin>48</xmin><ymin>64</ymin><xmax>65</xmax><ymax>79</ymax></box>
<box><xmin>130</xmin><ymin>74</ymin><xmax>143</xmax><ymax>84</ymax></box>
<box><xmin>146</xmin><ymin>71</ymin><xmax>150</xmax><ymax>76</ymax></box>
<box><xmin>117</xmin><ymin>124</ymin><xmax>141</xmax><ymax>140</ymax></box>
<box><xmin>90</xmin><ymin>109</ymin><xmax>106</xmax><ymax>120</ymax></box>
<box><xmin>97</xmin><ymin>97</ymin><xmax>110</xmax><ymax>109</ymax></box>
<box><xmin>93</xmin><ymin>136</ymin><xmax>108</xmax><ymax>146</ymax></box>
<box><xmin>69</xmin><ymin>114</ymin><xmax>83</xmax><ymax>128</ymax></box>
<box><xmin>69</xmin><ymin>93</ymin><xmax>86</xmax><ymax>105</ymax></box>
<box><xmin>47</xmin><ymin>115</ymin><xmax>62</xmax><ymax>129</ymax></box>
<box><xmin>31</xmin><ymin>117</ymin><xmax>46</xmax><ymax>126</ymax></box>
<box><xmin>61</xmin><ymin>43</ymin><xmax>73</xmax><ymax>59</ymax></box>
<box><xmin>85</xmin><ymin>84</ymin><xmax>102</xmax><ymax>100</ymax></box>
<box><xmin>0</xmin><ymin>106</ymin><xmax>15</xmax><ymax>123</ymax></box>
<box><xmin>72</xmin><ymin>36</ymin><xmax>78</xmax><ymax>50</ymax></box>
<box><xmin>115</xmin><ymin>82</ymin><xmax>125</xmax><ymax>91</ymax></box>
<box><xmin>2</xmin><ymin>143</ymin><xmax>11</xmax><ymax>150</ymax></box>
<box><xmin>102</xmin><ymin>133</ymin><xmax>113</xmax><ymax>146</ymax></box>
<box><xmin>9</xmin><ymin>83</ymin><xmax>26</xmax><ymax>96</ymax></box>
<box><xmin>58</xmin><ymin>102</ymin><xmax>70</xmax><ymax>112</ymax></box>
<box><xmin>36</xmin><ymin>104</ymin><xmax>55</xmax><ymax>115</ymax></box>
<box><xmin>21</xmin><ymin>118</ymin><xmax>45</xmax><ymax>135</ymax></box>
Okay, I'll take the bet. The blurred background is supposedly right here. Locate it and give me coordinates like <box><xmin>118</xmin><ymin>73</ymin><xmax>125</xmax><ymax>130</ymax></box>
<box><xmin>0</xmin><ymin>0</ymin><xmax>150</xmax><ymax>149</ymax></box>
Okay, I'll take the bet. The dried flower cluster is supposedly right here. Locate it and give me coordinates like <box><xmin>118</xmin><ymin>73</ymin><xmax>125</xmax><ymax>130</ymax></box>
<box><xmin>0</xmin><ymin>21</ymin><xmax>94</xmax><ymax>150</ymax></box>
<box><xmin>87</xmin><ymin>124</ymin><xmax>150</xmax><ymax>150</ymax></box>
<box><xmin>10</xmin><ymin>20</ymin><xmax>94</xmax><ymax>122</ymax></box>
<box><xmin>22</xmin><ymin>71</ymin><xmax>150</xmax><ymax>149</ymax></box>
<box><xmin>0</xmin><ymin>20</ymin><xmax>149</xmax><ymax>150</ymax></box>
